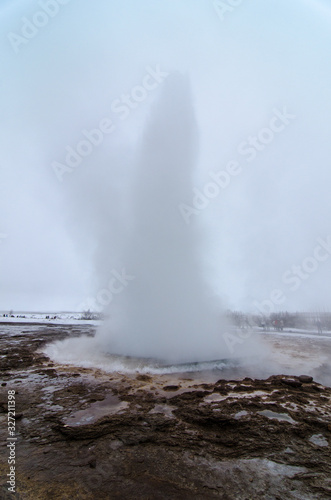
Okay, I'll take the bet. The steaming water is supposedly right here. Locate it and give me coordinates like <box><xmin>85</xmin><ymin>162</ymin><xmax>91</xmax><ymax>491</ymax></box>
<box><xmin>46</xmin><ymin>73</ymin><xmax>266</xmax><ymax>369</ymax></box>
<box><xmin>96</xmin><ymin>73</ymin><xmax>231</xmax><ymax>363</ymax></box>
<box><xmin>43</xmin><ymin>328</ymin><xmax>331</xmax><ymax>384</ymax></box>
<box><xmin>44</xmin><ymin>334</ymin><xmax>241</xmax><ymax>374</ymax></box>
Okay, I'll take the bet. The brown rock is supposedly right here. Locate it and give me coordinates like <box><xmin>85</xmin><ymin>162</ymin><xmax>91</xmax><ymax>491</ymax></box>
<box><xmin>280</xmin><ymin>378</ymin><xmax>302</xmax><ymax>388</ymax></box>
<box><xmin>163</xmin><ymin>385</ymin><xmax>180</xmax><ymax>392</ymax></box>
<box><xmin>136</xmin><ymin>374</ymin><xmax>152</xmax><ymax>382</ymax></box>
<box><xmin>298</xmin><ymin>375</ymin><xmax>313</xmax><ymax>383</ymax></box>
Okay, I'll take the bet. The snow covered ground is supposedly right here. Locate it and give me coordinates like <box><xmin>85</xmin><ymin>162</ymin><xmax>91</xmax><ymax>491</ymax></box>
<box><xmin>0</xmin><ymin>311</ymin><xmax>101</xmax><ymax>326</ymax></box>
<box><xmin>260</xmin><ymin>327</ymin><xmax>331</xmax><ymax>340</ymax></box>
<box><xmin>1</xmin><ymin>312</ymin><xmax>331</xmax><ymax>338</ymax></box>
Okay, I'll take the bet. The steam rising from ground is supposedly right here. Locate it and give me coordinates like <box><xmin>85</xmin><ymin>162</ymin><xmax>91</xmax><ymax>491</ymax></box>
<box><xmin>96</xmin><ymin>74</ymin><xmax>230</xmax><ymax>362</ymax></box>
<box><xmin>48</xmin><ymin>74</ymin><xmax>267</xmax><ymax>367</ymax></box>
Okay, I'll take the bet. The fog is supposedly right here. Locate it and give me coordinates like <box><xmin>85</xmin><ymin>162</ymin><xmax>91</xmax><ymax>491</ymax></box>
<box><xmin>94</xmin><ymin>73</ymin><xmax>229</xmax><ymax>362</ymax></box>
<box><xmin>1</xmin><ymin>0</ymin><xmax>331</xmax><ymax>316</ymax></box>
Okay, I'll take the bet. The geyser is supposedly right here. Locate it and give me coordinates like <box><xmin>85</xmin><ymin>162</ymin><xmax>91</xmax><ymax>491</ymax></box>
<box><xmin>96</xmin><ymin>73</ymin><xmax>230</xmax><ymax>363</ymax></box>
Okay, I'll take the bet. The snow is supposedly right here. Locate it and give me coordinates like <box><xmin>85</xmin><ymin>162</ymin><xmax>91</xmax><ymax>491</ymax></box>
<box><xmin>0</xmin><ymin>311</ymin><xmax>101</xmax><ymax>326</ymax></box>
<box><xmin>261</xmin><ymin>328</ymin><xmax>331</xmax><ymax>341</ymax></box>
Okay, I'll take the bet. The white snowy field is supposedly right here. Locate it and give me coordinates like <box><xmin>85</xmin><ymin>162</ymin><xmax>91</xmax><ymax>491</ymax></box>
<box><xmin>0</xmin><ymin>311</ymin><xmax>101</xmax><ymax>326</ymax></box>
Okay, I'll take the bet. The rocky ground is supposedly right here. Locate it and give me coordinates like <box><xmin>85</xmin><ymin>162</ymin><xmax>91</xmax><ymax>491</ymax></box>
<box><xmin>0</xmin><ymin>324</ymin><xmax>330</xmax><ymax>499</ymax></box>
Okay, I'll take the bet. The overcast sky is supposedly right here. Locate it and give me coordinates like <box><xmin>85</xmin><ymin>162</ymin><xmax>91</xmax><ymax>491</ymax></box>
<box><xmin>1</xmin><ymin>0</ymin><xmax>331</xmax><ymax>313</ymax></box>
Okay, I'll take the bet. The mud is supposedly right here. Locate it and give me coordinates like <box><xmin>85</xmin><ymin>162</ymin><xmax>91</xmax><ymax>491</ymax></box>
<box><xmin>0</xmin><ymin>324</ymin><xmax>330</xmax><ymax>499</ymax></box>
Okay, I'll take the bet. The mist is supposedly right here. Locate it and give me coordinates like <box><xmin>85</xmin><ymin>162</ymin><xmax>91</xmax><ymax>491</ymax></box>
<box><xmin>94</xmin><ymin>74</ymin><xmax>227</xmax><ymax>362</ymax></box>
<box><xmin>1</xmin><ymin>0</ymin><xmax>331</xmax><ymax>316</ymax></box>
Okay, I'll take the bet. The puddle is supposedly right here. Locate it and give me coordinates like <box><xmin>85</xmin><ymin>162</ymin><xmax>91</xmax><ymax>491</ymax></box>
<box><xmin>41</xmin><ymin>385</ymin><xmax>59</xmax><ymax>394</ymax></box>
<box><xmin>63</xmin><ymin>393</ymin><xmax>129</xmax><ymax>427</ymax></box>
<box><xmin>258</xmin><ymin>410</ymin><xmax>296</xmax><ymax>423</ymax></box>
<box><xmin>234</xmin><ymin>410</ymin><xmax>249</xmax><ymax>419</ymax></box>
<box><xmin>204</xmin><ymin>390</ymin><xmax>273</xmax><ymax>403</ymax></box>
<box><xmin>21</xmin><ymin>417</ymin><xmax>31</xmax><ymax>425</ymax></box>
<box><xmin>204</xmin><ymin>393</ymin><xmax>226</xmax><ymax>402</ymax></box>
<box><xmin>10</xmin><ymin>371</ymin><xmax>50</xmax><ymax>386</ymax></box>
<box><xmin>309</xmin><ymin>434</ymin><xmax>328</xmax><ymax>447</ymax></box>
<box><xmin>279</xmin><ymin>400</ymin><xmax>331</xmax><ymax>418</ymax></box>
<box><xmin>36</xmin><ymin>404</ymin><xmax>64</xmax><ymax>411</ymax></box>
<box><xmin>149</xmin><ymin>404</ymin><xmax>176</xmax><ymax>418</ymax></box>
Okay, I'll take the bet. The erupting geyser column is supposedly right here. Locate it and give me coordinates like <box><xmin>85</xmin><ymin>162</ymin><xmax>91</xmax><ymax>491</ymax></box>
<box><xmin>98</xmin><ymin>73</ymin><xmax>226</xmax><ymax>362</ymax></box>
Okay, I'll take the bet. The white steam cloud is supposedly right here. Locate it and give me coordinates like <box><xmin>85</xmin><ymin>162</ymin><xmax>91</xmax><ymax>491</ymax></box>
<box><xmin>95</xmin><ymin>73</ymin><xmax>228</xmax><ymax>362</ymax></box>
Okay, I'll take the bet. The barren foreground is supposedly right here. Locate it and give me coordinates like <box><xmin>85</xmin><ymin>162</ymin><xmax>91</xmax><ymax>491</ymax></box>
<box><xmin>0</xmin><ymin>324</ymin><xmax>330</xmax><ymax>499</ymax></box>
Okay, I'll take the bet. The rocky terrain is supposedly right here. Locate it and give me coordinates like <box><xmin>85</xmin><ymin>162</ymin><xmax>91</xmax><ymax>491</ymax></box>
<box><xmin>0</xmin><ymin>324</ymin><xmax>330</xmax><ymax>499</ymax></box>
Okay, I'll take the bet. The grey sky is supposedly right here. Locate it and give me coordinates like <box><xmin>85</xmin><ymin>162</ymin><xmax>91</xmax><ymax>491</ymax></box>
<box><xmin>1</xmin><ymin>0</ymin><xmax>331</xmax><ymax>312</ymax></box>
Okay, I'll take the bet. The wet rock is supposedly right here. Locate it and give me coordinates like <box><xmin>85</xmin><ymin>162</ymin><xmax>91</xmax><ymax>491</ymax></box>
<box><xmin>298</xmin><ymin>375</ymin><xmax>313</xmax><ymax>383</ymax></box>
<box><xmin>280</xmin><ymin>378</ymin><xmax>302</xmax><ymax>388</ymax></box>
<box><xmin>88</xmin><ymin>393</ymin><xmax>105</xmax><ymax>402</ymax></box>
<box><xmin>163</xmin><ymin>385</ymin><xmax>180</xmax><ymax>392</ymax></box>
<box><xmin>109</xmin><ymin>439</ymin><xmax>123</xmax><ymax>450</ymax></box>
<box><xmin>136</xmin><ymin>374</ymin><xmax>152</xmax><ymax>382</ymax></box>
<box><xmin>55</xmin><ymin>413</ymin><xmax>137</xmax><ymax>440</ymax></box>
<box><xmin>1</xmin><ymin>323</ymin><xmax>331</xmax><ymax>499</ymax></box>
<box><xmin>88</xmin><ymin>457</ymin><xmax>97</xmax><ymax>468</ymax></box>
